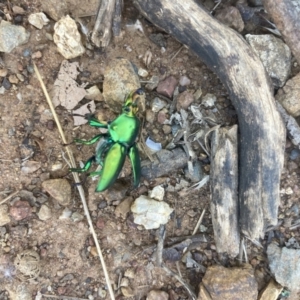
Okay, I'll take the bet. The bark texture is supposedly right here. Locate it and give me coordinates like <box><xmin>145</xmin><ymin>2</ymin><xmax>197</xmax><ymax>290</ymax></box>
<box><xmin>211</xmin><ymin>126</ymin><xmax>239</xmax><ymax>256</ymax></box>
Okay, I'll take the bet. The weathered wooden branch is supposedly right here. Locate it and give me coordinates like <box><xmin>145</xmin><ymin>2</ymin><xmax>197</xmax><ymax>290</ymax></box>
<box><xmin>210</xmin><ymin>126</ymin><xmax>239</xmax><ymax>257</ymax></box>
<box><xmin>134</xmin><ymin>0</ymin><xmax>285</xmax><ymax>239</ymax></box>
<box><xmin>263</xmin><ymin>0</ymin><xmax>300</xmax><ymax>65</ymax></box>
<box><xmin>91</xmin><ymin>0</ymin><xmax>116</xmax><ymax>47</ymax></box>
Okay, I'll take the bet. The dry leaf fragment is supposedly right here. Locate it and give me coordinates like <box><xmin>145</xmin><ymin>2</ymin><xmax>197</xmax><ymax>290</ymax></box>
<box><xmin>52</xmin><ymin>60</ymin><xmax>87</xmax><ymax>109</ymax></box>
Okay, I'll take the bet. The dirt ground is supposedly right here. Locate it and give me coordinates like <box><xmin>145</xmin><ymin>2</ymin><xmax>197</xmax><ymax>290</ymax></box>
<box><xmin>0</xmin><ymin>0</ymin><xmax>300</xmax><ymax>299</ymax></box>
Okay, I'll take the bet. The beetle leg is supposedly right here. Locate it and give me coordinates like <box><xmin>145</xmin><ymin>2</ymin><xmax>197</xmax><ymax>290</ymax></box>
<box><xmin>70</xmin><ymin>155</ymin><xmax>96</xmax><ymax>173</ymax></box>
<box><xmin>95</xmin><ymin>143</ymin><xmax>126</xmax><ymax>192</ymax></box>
<box><xmin>74</xmin><ymin>133</ymin><xmax>108</xmax><ymax>145</ymax></box>
<box><xmin>128</xmin><ymin>144</ymin><xmax>141</xmax><ymax>188</ymax></box>
<box><xmin>88</xmin><ymin>171</ymin><xmax>102</xmax><ymax>177</ymax></box>
<box><xmin>87</xmin><ymin>117</ymin><xmax>109</xmax><ymax>128</ymax></box>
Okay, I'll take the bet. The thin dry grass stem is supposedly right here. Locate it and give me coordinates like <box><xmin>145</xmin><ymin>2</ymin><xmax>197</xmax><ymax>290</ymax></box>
<box><xmin>192</xmin><ymin>208</ymin><xmax>206</xmax><ymax>235</ymax></box>
<box><xmin>33</xmin><ymin>63</ymin><xmax>115</xmax><ymax>300</ymax></box>
<box><xmin>156</xmin><ymin>225</ymin><xmax>166</xmax><ymax>267</ymax></box>
<box><xmin>162</xmin><ymin>264</ymin><xmax>197</xmax><ymax>300</ymax></box>
<box><xmin>0</xmin><ymin>190</ymin><xmax>20</xmax><ymax>205</ymax></box>
<box><xmin>41</xmin><ymin>293</ymin><xmax>89</xmax><ymax>300</ymax></box>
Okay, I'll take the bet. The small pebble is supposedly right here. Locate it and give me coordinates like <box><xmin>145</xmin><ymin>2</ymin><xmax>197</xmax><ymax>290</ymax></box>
<box><xmin>12</xmin><ymin>6</ymin><xmax>26</xmax><ymax>14</ymax></box>
<box><xmin>59</xmin><ymin>208</ymin><xmax>72</xmax><ymax>220</ymax></box>
<box><xmin>202</xmin><ymin>93</ymin><xmax>216</xmax><ymax>107</ymax></box>
<box><xmin>176</xmin><ymin>91</ymin><xmax>194</xmax><ymax>110</ymax></box>
<box><xmin>162</xmin><ymin>124</ymin><xmax>172</xmax><ymax>134</ymax></box>
<box><xmin>285</xmin><ymin>187</ymin><xmax>293</xmax><ymax>195</ymax></box>
<box><xmin>46</xmin><ymin>120</ymin><xmax>55</xmax><ymax>130</ymax></box>
<box><xmin>2</xmin><ymin>78</ymin><xmax>12</xmax><ymax>90</ymax></box>
<box><xmin>146</xmin><ymin>110</ymin><xmax>155</xmax><ymax>123</ymax></box>
<box><xmin>23</xmin><ymin>49</ymin><xmax>31</xmax><ymax>57</ymax></box>
<box><xmin>27</xmin><ymin>65</ymin><xmax>34</xmax><ymax>74</ymax></box>
<box><xmin>290</xmin><ymin>149</ymin><xmax>300</xmax><ymax>160</ymax></box>
<box><xmin>151</xmin><ymin>97</ymin><xmax>167</xmax><ymax>112</ymax></box>
<box><xmin>10</xmin><ymin>200</ymin><xmax>32</xmax><ymax>220</ymax></box>
<box><xmin>145</xmin><ymin>75</ymin><xmax>159</xmax><ymax>91</ymax></box>
<box><xmin>149</xmin><ymin>185</ymin><xmax>165</xmax><ymax>201</ymax></box>
<box><xmin>71</xmin><ymin>212</ymin><xmax>84</xmax><ymax>222</ymax></box>
<box><xmin>16</xmin><ymin>73</ymin><xmax>25</xmax><ymax>82</ymax></box>
<box><xmin>0</xmin><ymin>68</ymin><xmax>8</xmax><ymax>77</ymax></box>
<box><xmin>138</xmin><ymin>68</ymin><xmax>149</xmax><ymax>78</ymax></box>
<box><xmin>179</xmin><ymin>75</ymin><xmax>191</xmax><ymax>86</ymax></box>
<box><xmin>157</xmin><ymin>110</ymin><xmax>168</xmax><ymax>124</ymax></box>
<box><xmin>98</xmin><ymin>200</ymin><xmax>107</xmax><ymax>209</ymax></box>
<box><xmin>8</xmin><ymin>74</ymin><xmax>19</xmax><ymax>84</ymax></box>
<box><xmin>156</xmin><ymin>76</ymin><xmax>178</xmax><ymax>98</ymax></box>
<box><xmin>14</xmin><ymin>15</ymin><xmax>23</xmax><ymax>24</ymax></box>
<box><xmin>32</xmin><ymin>51</ymin><xmax>42</xmax><ymax>59</ymax></box>
<box><xmin>3</xmin><ymin>246</ymin><xmax>10</xmax><ymax>253</ymax></box>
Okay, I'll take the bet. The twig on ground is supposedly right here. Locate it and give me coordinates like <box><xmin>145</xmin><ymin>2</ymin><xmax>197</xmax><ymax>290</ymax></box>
<box><xmin>0</xmin><ymin>190</ymin><xmax>20</xmax><ymax>205</ymax></box>
<box><xmin>192</xmin><ymin>208</ymin><xmax>206</xmax><ymax>235</ymax></box>
<box><xmin>33</xmin><ymin>63</ymin><xmax>115</xmax><ymax>300</ymax></box>
<box><xmin>156</xmin><ymin>225</ymin><xmax>166</xmax><ymax>267</ymax></box>
<box><xmin>41</xmin><ymin>294</ymin><xmax>88</xmax><ymax>300</ymax></box>
<box><xmin>162</xmin><ymin>264</ymin><xmax>197</xmax><ymax>300</ymax></box>
<box><xmin>170</xmin><ymin>45</ymin><xmax>185</xmax><ymax>60</ymax></box>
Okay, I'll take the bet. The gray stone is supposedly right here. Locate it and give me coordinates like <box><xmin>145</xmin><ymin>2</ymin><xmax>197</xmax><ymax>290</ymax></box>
<box><xmin>276</xmin><ymin>73</ymin><xmax>300</xmax><ymax>117</ymax></box>
<box><xmin>246</xmin><ymin>34</ymin><xmax>291</xmax><ymax>87</ymax></box>
<box><xmin>0</xmin><ymin>21</ymin><xmax>30</xmax><ymax>53</ymax></box>
<box><xmin>53</xmin><ymin>15</ymin><xmax>85</xmax><ymax>59</ymax></box>
<box><xmin>145</xmin><ymin>75</ymin><xmax>159</xmax><ymax>91</ymax></box>
<box><xmin>179</xmin><ymin>75</ymin><xmax>191</xmax><ymax>86</ymax></box>
<box><xmin>103</xmin><ymin>58</ymin><xmax>141</xmax><ymax>113</ymax></box>
<box><xmin>267</xmin><ymin>243</ymin><xmax>300</xmax><ymax>291</ymax></box>
<box><xmin>151</xmin><ymin>97</ymin><xmax>167</xmax><ymax>112</ymax></box>
<box><xmin>131</xmin><ymin>195</ymin><xmax>173</xmax><ymax>229</ymax></box>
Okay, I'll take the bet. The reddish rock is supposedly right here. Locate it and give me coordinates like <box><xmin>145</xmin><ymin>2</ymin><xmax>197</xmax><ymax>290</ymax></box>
<box><xmin>156</xmin><ymin>76</ymin><xmax>178</xmax><ymax>98</ymax></box>
<box><xmin>9</xmin><ymin>200</ymin><xmax>32</xmax><ymax>221</ymax></box>
<box><xmin>57</xmin><ymin>286</ymin><xmax>67</xmax><ymax>295</ymax></box>
<box><xmin>176</xmin><ymin>91</ymin><xmax>194</xmax><ymax>111</ymax></box>
<box><xmin>157</xmin><ymin>110</ymin><xmax>168</xmax><ymax>124</ymax></box>
<box><xmin>96</xmin><ymin>217</ymin><xmax>106</xmax><ymax>229</ymax></box>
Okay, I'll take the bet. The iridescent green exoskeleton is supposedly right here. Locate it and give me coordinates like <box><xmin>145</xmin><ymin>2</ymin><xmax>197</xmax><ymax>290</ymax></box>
<box><xmin>70</xmin><ymin>89</ymin><xmax>143</xmax><ymax>192</ymax></box>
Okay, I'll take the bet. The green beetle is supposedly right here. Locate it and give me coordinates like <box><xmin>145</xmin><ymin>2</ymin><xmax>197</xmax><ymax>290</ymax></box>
<box><xmin>70</xmin><ymin>88</ymin><xmax>143</xmax><ymax>192</ymax></box>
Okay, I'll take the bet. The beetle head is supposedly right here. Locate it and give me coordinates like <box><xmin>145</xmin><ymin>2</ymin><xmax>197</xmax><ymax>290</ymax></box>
<box><xmin>123</xmin><ymin>88</ymin><xmax>144</xmax><ymax>116</ymax></box>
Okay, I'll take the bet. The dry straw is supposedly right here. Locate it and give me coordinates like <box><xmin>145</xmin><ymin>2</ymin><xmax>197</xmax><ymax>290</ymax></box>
<box><xmin>33</xmin><ymin>63</ymin><xmax>115</xmax><ymax>300</ymax></box>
